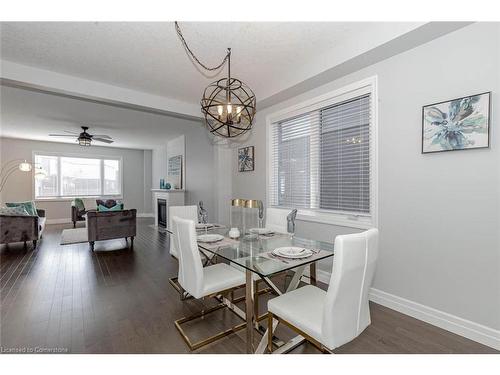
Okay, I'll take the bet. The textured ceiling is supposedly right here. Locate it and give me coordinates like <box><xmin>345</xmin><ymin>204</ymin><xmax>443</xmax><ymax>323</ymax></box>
<box><xmin>0</xmin><ymin>22</ymin><xmax>423</xmax><ymax>105</ymax></box>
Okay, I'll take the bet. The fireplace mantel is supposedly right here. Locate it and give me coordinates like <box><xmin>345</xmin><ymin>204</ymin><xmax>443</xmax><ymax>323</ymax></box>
<box><xmin>151</xmin><ymin>189</ymin><xmax>185</xmax><ymax>193</ymax></box>
<box><xmin>152</xmin><ymin>190</ymin><xmax>185</xmax><ymax>227</ymax></box>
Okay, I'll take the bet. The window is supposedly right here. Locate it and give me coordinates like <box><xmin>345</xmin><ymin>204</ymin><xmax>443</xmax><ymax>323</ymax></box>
<box><xmin>34</xmin><ymin>153</ymin><xmax>122</xmax><ymax>199</ymax></box>
<box><xmin>268</xmin><ymin>77</ymin><xmax>377</xmax><ymax>228</ymax></box>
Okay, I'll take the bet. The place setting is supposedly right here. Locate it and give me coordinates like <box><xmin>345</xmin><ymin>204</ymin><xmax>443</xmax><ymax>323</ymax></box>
<box><xmin>195</xmin><ymin>223</ymin><xmax>226</xmax><ymax>233</ymax></box>
<box><xmin>264</xmin><ymin>246</ymin><xmax>323</xmax><ymax>264</ymax></box>
<box><xmin>247</xmin><ymin>227</ymin><xmax>289</xmax><ymax>238</ymax></box>
<box><xmin>197</xmin><ymin>232</ymin><xmax>238</xmax><ymax>249</ymax></box>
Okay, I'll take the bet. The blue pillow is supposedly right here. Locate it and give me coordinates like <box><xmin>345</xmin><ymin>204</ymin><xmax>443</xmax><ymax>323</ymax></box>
<box><xmin>0</xmin><ymin>206</ymin><xmax>30</xmax><ymax>216</ymax></box>
<box><xmin>97</xmin><ymin>204</ymin><xmax>123</xmax><ymax>212</ymax></box>
<box><xmin>6</xmin><ymin>201</ymin><xmax>38</xmax><ymax>216</ymax></box>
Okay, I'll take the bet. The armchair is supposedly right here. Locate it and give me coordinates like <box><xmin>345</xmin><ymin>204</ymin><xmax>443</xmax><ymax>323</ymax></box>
<box><xmin>71</xmin><ymin>198</ymin><xmax>87</xmax><ymax>228</ymax></box>
<box><xmin>86</xmin><ymin>209</ymin><xmax>136</xmax><ymax>251</ymax></box>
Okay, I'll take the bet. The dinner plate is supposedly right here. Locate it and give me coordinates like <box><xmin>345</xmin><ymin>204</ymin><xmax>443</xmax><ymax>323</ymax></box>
<box><xmin>249</xmin><ymin>228</ymin><xmax>273</xmax><ymax>235</ymax></box>
<box><xmin>273</xmin><ymin>246</ymin><xmax>313</xmax><ymax>259</ymax></box>
<box><xmin>197</xmin><ymin>234</ymin><xmax>224</xmax><ymax>243</ymax></box>
<box><xmin>196</xmin><ymin>223</ymin><xmax>215</xmax><ymax>229</ymax></box>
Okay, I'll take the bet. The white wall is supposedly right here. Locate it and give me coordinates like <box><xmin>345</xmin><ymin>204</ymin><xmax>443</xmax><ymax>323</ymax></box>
<box><xmin>230</xmin><ymin>22</ymin><xmax>500</xmax><ymax>333</ymax></box>
<box><xmin>151</xmin><ymin>123</ymin><xmax>217</xmax><ymax>222</ymax></box>
<box><xmin>143</xmin><ymin>149</ymin><xmax>153</xmax><ymax>213</ymax></box>
<box><xmin>166</xmin><ymin>135</ymin><xmax>186</xmax><ymax>189</ymax></box>
<box><xmin>152</xmin><ymin>144</ymin><xmax>167</xmax><ymax>189</ymax></box>
<box><xmin>0</xmin><ymin>137</ymin><xmax>152</xmax><ymax>220</ymax></box>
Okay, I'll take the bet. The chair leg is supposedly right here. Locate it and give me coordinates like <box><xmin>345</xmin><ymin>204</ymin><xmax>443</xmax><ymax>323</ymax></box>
<box><xmin>130</xmin><ymin>236</ymin><xmax>134</xmax><ymax>248</ymax></box>
<box><xmin>174</xmin><ymin>302</ymin><xmax>246</xmax><ymax>351</ymax></box>
<box><xmin>32</xmin><ymin>240</ymin><xmax>37</xmax><ymax>248</ymax></box>
<box><xmin>268</xmin><ymin>313</ymin><xmax>274</xmax><ymax>353</ymax></box>
<box><xmin>73</xmin><ymin>221</ymin><xmax>76</xmax><ymax>228</ymax></box>
<box><xmin>271</xmin><ymin>313</ymin><xmax>327</xmax><ymax>354</ymax></box>
<box><xmin>89</xmin><ymin>241</ymin><xmax>95</xmax><ymax>251</ymax></box>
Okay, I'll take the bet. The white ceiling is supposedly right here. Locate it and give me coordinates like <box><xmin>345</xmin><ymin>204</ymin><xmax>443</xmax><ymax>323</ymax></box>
<box><xmin>1</xmin><ymin>22</ymin><xmax>470</xmax><ymax>148</ymax></box>
<box><xmin>0</xmin><ymin>85</ymin><xmax>205</xmax><ymax>149</ymax></box>
<box><xmin>0</xmin><ymin>22</ymin><xmax>424</xmax><ymax>105</ymax></box>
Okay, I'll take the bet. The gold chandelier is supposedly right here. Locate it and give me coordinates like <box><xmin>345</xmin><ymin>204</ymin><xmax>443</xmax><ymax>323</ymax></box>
<box><xmin>175</xmin><ymin>22</ymin><xmax>256</xmax><ymax>138</ymax></box>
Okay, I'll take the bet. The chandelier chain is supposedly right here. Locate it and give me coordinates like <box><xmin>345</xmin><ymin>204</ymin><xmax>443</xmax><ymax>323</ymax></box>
<box><xmin>175</xmin><ymin>21</ymin><xmax>230</xmax><ymax>72</ymax></box>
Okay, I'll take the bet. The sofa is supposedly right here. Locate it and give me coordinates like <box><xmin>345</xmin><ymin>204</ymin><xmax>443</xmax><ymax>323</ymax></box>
<box><xmin>86</xmin><ymin>209</ymin><xmax>136</xmax><ymax>251</ymax></box>
<box><xmin>0</xmin><ymin>209</ymin><xmax>46</xmax><ymax>249</ymax></box>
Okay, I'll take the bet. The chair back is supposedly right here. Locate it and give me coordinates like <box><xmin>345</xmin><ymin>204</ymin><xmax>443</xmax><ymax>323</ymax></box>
<box><xmin>173</xmin><ymin>216</ymin><xmax>204</xmax><ymax>299</ymax></box>
<box><xmin>169</xmin><ymin>205</ymin><xmax>198</xmax><ymax>257</ymax></box>
<box><xmin>86</xmin><ymin>209</ymin><xmax>136</xmax><ymax>242</ymax></box>
<box><xmin>265</xmin><ymin>207</ymin><xmax>293</xmax><ymax>233</ymax></box>
<box><xmin>321</xmin><ymin>228</ymin><xmax>379</xmax><ymax>349</ymax></box>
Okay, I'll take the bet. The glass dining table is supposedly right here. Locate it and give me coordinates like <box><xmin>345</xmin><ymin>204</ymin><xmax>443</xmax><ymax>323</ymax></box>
<box><xmin>192</xmin><ymin>226</ymin><xmax>335</xmax><ymax>354</ymax></box>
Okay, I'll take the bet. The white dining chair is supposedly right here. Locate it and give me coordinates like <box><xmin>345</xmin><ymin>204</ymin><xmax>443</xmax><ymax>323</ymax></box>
<box><xmin>265</xmin><ymin>207</ymin><xmax>297</xmax><ymax>233</ymax></box>
<box><xmin>168</xmin><ymin>205</ymin><xmax>198</xmax><ymax>258</ymax></box>
<box><xmin>173</xmin><ymin>216</ymin><xmax>247</xmax><ymax>350</ymax></box>
<box><xmin>267</xmin><ymin>228</ymin><xmax>379</xmax><ymax>353</ymax></box>
<box><xmin>168</xmin><ymin>205</ymin><xmax>215</xmax><ymax>296</ymax></box>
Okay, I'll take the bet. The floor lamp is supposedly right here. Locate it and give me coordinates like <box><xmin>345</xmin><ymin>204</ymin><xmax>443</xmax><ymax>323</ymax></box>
<box><xmin>0</xmin><ymin>159</ymin><xmax>45</xmax><ymax>192</ymax></box>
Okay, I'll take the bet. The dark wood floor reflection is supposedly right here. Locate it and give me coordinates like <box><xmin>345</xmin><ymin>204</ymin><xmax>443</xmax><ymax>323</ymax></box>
<box><xmin>1</xmin><ymin>219</ymin><xmax>496</xmax><ymax>354</ymax></box>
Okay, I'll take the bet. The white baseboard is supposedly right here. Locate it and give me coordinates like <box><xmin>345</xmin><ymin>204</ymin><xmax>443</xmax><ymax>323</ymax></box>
<box><xmin>46</xmin><ymin>218</ymin><xmax>72</xmax><ymax>224</ymax></box>
<box><xmin>316</xmin><ymin>270</ymin><xmax>500</xmax><ymax>350</ymax></box>
<box><xmin>137</xmin><ymin>213</ymin><xmax>154</xmax><ymax>218</ymax></box>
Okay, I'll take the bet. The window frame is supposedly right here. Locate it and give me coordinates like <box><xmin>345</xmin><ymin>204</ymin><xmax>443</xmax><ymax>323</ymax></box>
<box><xmin>32</xmin><ymin>151</ymin><xmax>123</xmax><ymax>201</ymax></box>
<box><xmin>266</xmin><ymin>76</ymin><xmax>378</xmax><ymax>229</ymax></box>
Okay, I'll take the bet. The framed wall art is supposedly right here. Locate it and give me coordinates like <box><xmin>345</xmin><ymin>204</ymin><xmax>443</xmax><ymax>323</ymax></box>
<box><xmin>422</xmin><ymin>92</ymin><xmax>491</xmax><ymax>154</ymax></box>
<box><xmin>238</xmin><ymin>146</ymin><xmax>254</xmax><ymax>172</ymax></box>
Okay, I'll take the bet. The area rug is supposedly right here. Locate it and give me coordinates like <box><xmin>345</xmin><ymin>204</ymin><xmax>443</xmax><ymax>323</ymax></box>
<box><xmin>60</xmin><ymin>228</ymin><xmax>88</xmax><ymax>245</ymax></box>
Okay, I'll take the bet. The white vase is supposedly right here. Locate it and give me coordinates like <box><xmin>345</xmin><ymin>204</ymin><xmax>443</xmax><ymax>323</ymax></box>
<box><xmin>228</xmin><ymin>227</ymin><xmax>240</xmax><ymax>239</ymax></box>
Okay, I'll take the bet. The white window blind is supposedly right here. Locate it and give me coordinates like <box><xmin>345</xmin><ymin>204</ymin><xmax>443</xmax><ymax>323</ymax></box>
<box><xmin>269</xmin><ymin>93</ymin><xmax>372</xmax><ymax>217</ymax></box>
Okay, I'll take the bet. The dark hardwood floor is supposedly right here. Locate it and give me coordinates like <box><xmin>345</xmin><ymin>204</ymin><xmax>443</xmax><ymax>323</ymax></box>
<box><xmin>1</xmin><ymin>219</ymin><xmax>497</xmax><ymax>354</ymax></box>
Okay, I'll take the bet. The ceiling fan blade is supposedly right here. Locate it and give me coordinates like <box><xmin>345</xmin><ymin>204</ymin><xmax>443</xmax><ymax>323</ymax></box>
<box><xmin>64</xmin><ymin>130</ymin><xmax>79</xmax><ymax>134</ymax></box>
<box><xmin>49</xmin><ymin>134</ymin><xmax>77</xmax><ymax>137</ymax></box>
<box><xmin>91</xmin><ymin>135</ymin><xmax>112</xmax><ymax>139</ymax></box>
<box><xmin>93</xmin><ymin>138</ymin><xmax>114</xmax><ymax>144</ymax></box>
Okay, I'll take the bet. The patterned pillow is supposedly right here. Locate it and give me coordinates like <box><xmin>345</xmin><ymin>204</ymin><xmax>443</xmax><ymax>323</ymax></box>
<box><xmin>6</xmin><ymin>201</ymin><xmax>37</xmax><ymax>216</ymax></box>
<box><xmin>73</xmin><ymin>198</ymin><xmax>85</xmax><ymax>211</ymax></box>
<box><xmin>0</xmin><ymin>206</ymin><xmax>30</xmax><ymax>216</ymax></box>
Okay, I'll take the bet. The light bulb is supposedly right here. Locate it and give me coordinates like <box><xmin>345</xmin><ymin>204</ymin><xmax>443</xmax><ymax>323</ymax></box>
<box><xmin>217</xmin><ymin>105</ymin><xmax>223</xmax><ymax>116</ymax></box>
<box><xmin>227</xmin><ymin>104</ymin><xmax>232</xmax><ymax>114</ymax></box>
<box><xmin>19</xmin><ymin>161</ymin><xmax>32</xmax><ymax>172</ymax></box>
<box><xmin>236</xmin><ymin>106</ymin><xmax>242</xmax><ymax>123</ymax></box>
<box><xmin>34</xmin><ymin>167</ymin><xmax>47</xmax><ymax>179</ymax></box>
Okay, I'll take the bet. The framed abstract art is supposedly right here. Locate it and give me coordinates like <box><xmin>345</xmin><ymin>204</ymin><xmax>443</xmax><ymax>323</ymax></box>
<box><xmin>422</xmin><ymin>92</ymin><xmax>491</xmax><ymax>154</ymax></box>
<box><xmin>238</xmin><ymin>146</ymin><xmax>254</xmax><ymax>172</ymax></box>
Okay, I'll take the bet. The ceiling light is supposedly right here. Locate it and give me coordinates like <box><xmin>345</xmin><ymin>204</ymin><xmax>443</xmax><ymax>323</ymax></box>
<box><xmin>175</xmin><ymin>22</ymin><xmax>256</xmax><ymax>139</ymax></box>
<box><xmin>18</xmin><ymin>160</ymin><xmax>32</xmax><ymax>172</ymax></box>
<box><xmin>78</xmin><ymin>137</ymin><xmax>92</xmax><ymax>146</ymax></box>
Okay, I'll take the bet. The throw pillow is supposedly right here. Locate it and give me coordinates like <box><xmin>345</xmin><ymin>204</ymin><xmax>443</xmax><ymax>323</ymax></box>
<box><xmin>73</xmin><ymin>198</ymin><xmax>85</xmax><ymax>211</ymax></box>
<box><xmin>0</xmin><ymin>206</ymin><xmax>30</xmax><ymax>216</ymax></box>
<box><xmin>97</xmin><ymin>204</ymin><xmax>123</xmax><ymax>212</ymax></box>
<box><xmin>96</xmin><ymin>199</ymin><xmax>123</xmax><ymax>211</ymax></box>
<box><xmin>6</xmin><ymin>201</ymin><xmax>38</xmax><ymax>216</ymax></box>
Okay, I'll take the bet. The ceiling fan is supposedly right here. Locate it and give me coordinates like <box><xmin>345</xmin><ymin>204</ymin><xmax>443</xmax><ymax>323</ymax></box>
<box><xmin>49</xmin><ymin>126</ymin><xmax>113</xmax><ymax>146</ymax></box>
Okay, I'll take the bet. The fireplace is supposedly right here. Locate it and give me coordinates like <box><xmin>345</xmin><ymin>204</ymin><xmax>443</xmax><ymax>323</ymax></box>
<box><xmin>157</xmin><ymin>199</ymin><xmax>167</xmax><ymax>227</ymax></box>
<box><xmin>151</xmin><ymin>189</ymin><xmax>185</xmax><ymax>227</ymax></box>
